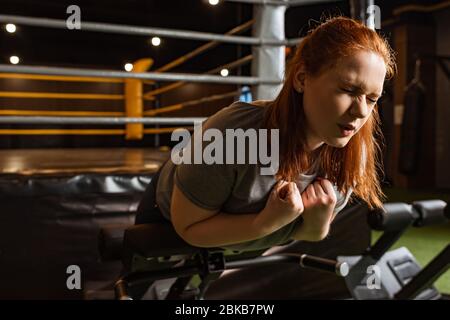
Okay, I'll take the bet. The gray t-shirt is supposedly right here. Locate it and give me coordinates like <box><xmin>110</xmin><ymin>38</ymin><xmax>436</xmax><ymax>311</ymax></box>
<box><xmin>156</xmin><ymin>101</ymin><xmax>353</xmax><ymax>251</ymax></box>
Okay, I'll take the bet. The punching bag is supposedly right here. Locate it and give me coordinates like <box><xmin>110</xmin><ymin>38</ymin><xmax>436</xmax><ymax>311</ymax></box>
<box><xmin>398</xmin><ymin>82</ymin><xmax>426</xmax><ymax>175</ymax></box>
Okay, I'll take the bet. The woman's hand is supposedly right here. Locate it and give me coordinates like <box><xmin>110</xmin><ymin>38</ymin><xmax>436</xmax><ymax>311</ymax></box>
<box><xmin>298</xmin><ymin>178</ymin><xmax>338</xmax><ymax>241</ymax></box>
<box><xmin>254</xmin><ymin>180</ymin><xmax>304</xmax><ymax>235</ymax></box>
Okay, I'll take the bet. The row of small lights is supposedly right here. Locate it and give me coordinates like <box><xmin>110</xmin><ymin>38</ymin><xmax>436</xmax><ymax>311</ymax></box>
<box><xmin>205</xmin><ymin>0</ymin><xmax>230</xmax><ymax>76</ymax></box>
<box><xmin>121</xmin><ymin>0</ymin><xmax>228</xmax><ymax>78</ymax></box>
<box><xmin>5</xmin><ymin>24</ymin><xmax>20</xmax><ymax>64</ymax></box>
<box><xmin>124</xmin><ymin>36</ymin><xmax>161</xmax><ymax>71</ymax></box>
<box><xmin>3</xmin><ymin>0</ymin><xmax>230</xmax><ymax>77</ymax></box>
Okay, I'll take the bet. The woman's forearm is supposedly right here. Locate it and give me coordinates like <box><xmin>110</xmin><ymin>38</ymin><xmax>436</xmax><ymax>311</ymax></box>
<box><xmin>290</xmin><ymin>208</ymin><xmax>330</xmax><ymax>242</ymax></box>
<box><xmin>181</xmin><ymin>211</ymin><xmax>269</xmax><ymax>248</ymax></box>
<box><xmin>290</xmin><ymin>223</ymin><xmax>317</xmax><ymax>241</ymax></box>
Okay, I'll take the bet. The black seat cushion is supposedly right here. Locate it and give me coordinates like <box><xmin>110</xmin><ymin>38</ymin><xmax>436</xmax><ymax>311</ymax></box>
<box><xmin>123</xmin><ymin>223</ymin><xmax>216</xmax><ymax>257</ymax></box>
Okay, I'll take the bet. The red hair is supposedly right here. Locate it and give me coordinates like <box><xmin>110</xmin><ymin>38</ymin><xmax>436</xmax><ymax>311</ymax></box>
<box><xmin>263</xmin><ymin>16</ymin><xmax>396</xmax><ymax>209</ymax></box>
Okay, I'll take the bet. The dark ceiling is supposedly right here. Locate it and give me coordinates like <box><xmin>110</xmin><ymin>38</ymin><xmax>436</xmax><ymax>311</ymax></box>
<box><xmin>0</xmin><ymin>0</ymin><xmax>446</xmax><ymax>74</ymax></box>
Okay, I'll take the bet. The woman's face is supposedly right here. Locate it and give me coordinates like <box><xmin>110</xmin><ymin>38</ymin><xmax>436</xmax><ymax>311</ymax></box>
<box><xmin>300</xmin><ymin>50</ymin><xmax>386</xmax><ymax>150</ymax></box>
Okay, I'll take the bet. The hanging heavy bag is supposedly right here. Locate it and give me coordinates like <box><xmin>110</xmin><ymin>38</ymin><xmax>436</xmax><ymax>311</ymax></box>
<box><xmin>398</xmin><ymin>82</ymin><xmax>426</xmax><ymax>175</ymax></box>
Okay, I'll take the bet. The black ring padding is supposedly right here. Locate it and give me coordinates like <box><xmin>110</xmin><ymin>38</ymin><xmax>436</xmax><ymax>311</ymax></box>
<box><xmin>98</xmin><ymin>224</ymin><xmax>129</xmax><ymax>261</ymax></box>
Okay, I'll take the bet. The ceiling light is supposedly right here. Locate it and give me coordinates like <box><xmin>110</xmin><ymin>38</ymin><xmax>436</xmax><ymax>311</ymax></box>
<box><xmin>124</xmin><ymin>63</ymin><xmax>133</xmax><ymax>72</ymax></box>
<box><xmin>151</xmin><ymin>37</ymin><xmax>161</xmax><ymax>46</ymax></box>
<box><xmin>220</xmin><ymin>68</ymin><xmax>229</xmax><ymax>77</ymax></box>
<box><xmin>9</xmin><ymin>56</ymin><xmax>19</xmax><ymax>64</ymax></box>
<box><xmin>6</xmin><ymin>24</ymin><xmax>16</xmax><ymax>33</ymax></box>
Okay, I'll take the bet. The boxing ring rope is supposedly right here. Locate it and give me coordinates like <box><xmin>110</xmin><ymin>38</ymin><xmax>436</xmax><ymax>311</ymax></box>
<box><xmin>0</xmin><ymin>64</ymin><xmax>276</xmax><ymax>85</ymax></box>
<box><xmin>224</xmin><ymin>0</ymin><xmax>342</xmax><ymax>6</ymax></box>
<box><xmin>0</xmin><ymin>33</ymin><xmax>258</xmax><ymax>135</ymax></box>
<box><xmin>0</xmin><ymin>116</ymin><xmax>206</xmax><ymax>125</ymax></box>
<box><xmin>149</xmin><ymin>20</ymin><xmax>254</xmax><ymax>75</ymax></box>
<box><xmin>0</xmin><ymin>91</ymin><xmax>241</xmax><ymax>137</ymax></box>
<box><xmin>0</xmin><ymin>110</ymin><xmax>125</xmax><ymax>117</ymax></box>
<box><xmin>0</xmin><ymin>63</ymin><xmax>272</xmax><ymax>138</ymax></box>
<box><xmin>0</xmin><ymin>90</ymin><xmax>242</xmax><ymax>126</ymax></box>
<box><xmin>0</xmin><ymin>21</ymin><xmax>254</xmax><ymax>122</ymax></box>
<box><xmin>142</xmin><ymin>19</ymin><xmax>254</xmax><ymax>94</ymax></box>
<box><xmin>143</xmin><ymin>54</ymin><xmax>253</xmax><ymax>99</ymax></box>
<box><xmin>0</xmin><ymin>73</ymin><xmax>124</xmax><ymax>83</ymax></box>
<box><xmin>0</xmin><ymin>92</ymin><xmax>127</xmax><ymax>100</ymax></box>
<box><xmin>143</xmin><ymin>91</ymin><xmax>241</xmax><ymax>116</ymax></box>
<box><xmin>0</xmin><ymin>14</ymin><xmax>287</xmax><ymax>46</ymax></box>
<box><xmin>0</xmin><ymin>128</ymin><xmax>185</xmax><ymax>136</ymax></box>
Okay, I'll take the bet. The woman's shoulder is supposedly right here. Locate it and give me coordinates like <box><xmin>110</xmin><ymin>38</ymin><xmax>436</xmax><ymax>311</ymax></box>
<box><xmin>249</xmin><ymin>100</ymin><xmax>272</xmax><ymax>108</ymax></box>
<box><xmin>222</xmin><ymin>100</ymin><xmax>272</xmax><ymax>113</ymax></box>
<box><xmin>205</xmin><ymin>100</ymin><xmax>272</xmax><ymax>131</ymax></box>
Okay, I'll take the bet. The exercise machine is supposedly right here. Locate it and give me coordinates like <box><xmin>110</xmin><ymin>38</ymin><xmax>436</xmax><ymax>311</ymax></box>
<box><xmin>340</xmin><ymin>199</ymin><xmax>449</xmax><ymax>299</ymax></box>
<box><xmin>99</xmin><ymin>199</ymin><xmax>449</xmax><ymax>300</ymax></box>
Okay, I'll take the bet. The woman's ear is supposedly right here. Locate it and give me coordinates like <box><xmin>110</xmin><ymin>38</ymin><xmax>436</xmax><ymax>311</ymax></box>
<box><xmin>293</xmin><ymin>64</ymin><xmax>306</xmax><ymax>93</ymax></box>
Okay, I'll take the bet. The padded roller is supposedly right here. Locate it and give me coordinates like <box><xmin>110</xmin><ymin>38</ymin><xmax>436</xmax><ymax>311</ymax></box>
<box><xmin>412</xmin><ymin>200</ymin><xmax>449</xmax><ymax>227</ymax></box>
<box><xmin>367</xmin><ymin>203</ymin><xmax>416</xmax><ymax>231</ymax></box>
<box><xmin>368</xmin><ymin>200</ymin><xmax>449</xmax><ymax>231</ymax></box>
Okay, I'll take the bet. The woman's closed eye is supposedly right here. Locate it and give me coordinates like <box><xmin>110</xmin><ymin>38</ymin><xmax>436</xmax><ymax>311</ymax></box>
<box><xmin>367</xmin><ymin>97</ymin><xmax>378</xmax><ymax>104</ymax></box>
<box><xmin>341</xmin><ymin>88</ymin><xmax>378</xmax><ymax>105</ymax></box>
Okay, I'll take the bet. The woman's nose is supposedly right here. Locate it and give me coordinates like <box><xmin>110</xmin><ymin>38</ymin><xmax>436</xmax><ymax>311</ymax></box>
<box><xmin>349</xmin><ymin>98</ymin><xmax>370</xmax><ymax>119</ymax></box>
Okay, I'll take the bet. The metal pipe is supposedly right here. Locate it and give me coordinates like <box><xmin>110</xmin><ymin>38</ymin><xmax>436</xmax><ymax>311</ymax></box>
<box><xmin>0</xmin><ymin>73</ymin><xmax>123</xmax><ymax>83</ymax></box>
<box><xmin>287</xmin><ymin>0</ymin><xmax>344</xmax><ymax>6</ymax></box>
<box><xmin>225</xmin><ymin>254</ymin><xmax>300</xmax><ymax>269</ymax></box>
<box><xmin>121</xmin><ymin>265</ymin><xmax>202</xmax><ymax>288</ymax></box>
<box><xmin>0</xmin><ymin>91</ymin><xmax>125</xmax><ymax>100</ymax></box>
<box><xmin>0</xmin><ymin>116</ymin><xmax>206</xmax><ymax>125</ymax></box>
<box><xmin>225</xmin><ymin>254</ymin><xmax>348</xmax><ymax>277</ymax></box>
<box><xmin>0</xmin><ymin>14</ymin><xmax>304</xmax><ymax>45</ymax></box>
<box><xmin>0</xmin><ymin>14</ymin><xmax>285</xmax><ymax>46</ymax></box>
<box><xmin>0</xmin><ymin>64</ymin><xmax>279</xmax><ymax>85</ymax></box>
<box><xmin>287</xmin><ymin>37</ymin><xmax>304</xmax><ymax>47</ymax></box>
<box><xmin>144</xmin><ymin>90</ymin><xmax>239</xmax><ymax>116</ymax></box>
<box><xmin>225</xmin><ymin>0</ymin><xmax>343</xmax><ymax>7</ymax></box>
<box><xmin>300</xmin><ymin>254</ymin><xmax>349</xmax><ymax>277</ymax></box>
<box><xmin>0</xmin><ymin>64</ymin><xmax>278</xmax><ymax>85</ymax></box>
<box><xmin>224</xmin><ymin>0</ymin><xmax>290</xmax><ymax>5</ymax></box>
<box><xmin>155</xmin><ymin>20</ymin><xmax>254</xmax><ymax>73</ymax></box>
<box><xmin>0</xmin><ymin>128</ymin><xmax>191</xmax><ymax>135</ymax></box>
<box><xmin>207</xmin><ymin>55</ymin><xmax>253</xmax><ymax>76</ymax></box>
<box><xmin>0</xmin><ymin>110</ymin><xmax>124</xmax><ymax>117</ymax></box>
<box><xmin>143</xmin><ymin>55</ymin><xmax>253</xmax><ymax>99</ymax></box>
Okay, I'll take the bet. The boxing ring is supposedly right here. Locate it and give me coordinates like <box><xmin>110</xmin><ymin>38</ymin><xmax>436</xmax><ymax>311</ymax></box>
<box><xmin>0</xmin><ymin>0</ymin><xmax>372</xmax><ymax>299</ymax></box>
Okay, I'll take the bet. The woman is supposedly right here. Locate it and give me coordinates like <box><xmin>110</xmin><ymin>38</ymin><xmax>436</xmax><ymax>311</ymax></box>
<box><xmin>136</xmin><ymin>16</ymin><xmax>396</xmax><ymax>252</ymax></box>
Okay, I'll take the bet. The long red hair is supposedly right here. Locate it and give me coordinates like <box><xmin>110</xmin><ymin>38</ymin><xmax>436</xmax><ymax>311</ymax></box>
<box><xmin>263</xmin><ymin>16</ymin><xmax>396</xmax><ymax>209</ymax></box>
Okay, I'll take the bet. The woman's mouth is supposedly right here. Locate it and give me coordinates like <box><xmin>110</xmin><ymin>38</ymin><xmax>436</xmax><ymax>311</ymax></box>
<box><xmin>337</xmin><ymin>123</ymin><xmax>356</xmax><ymax>137</ymax></box>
